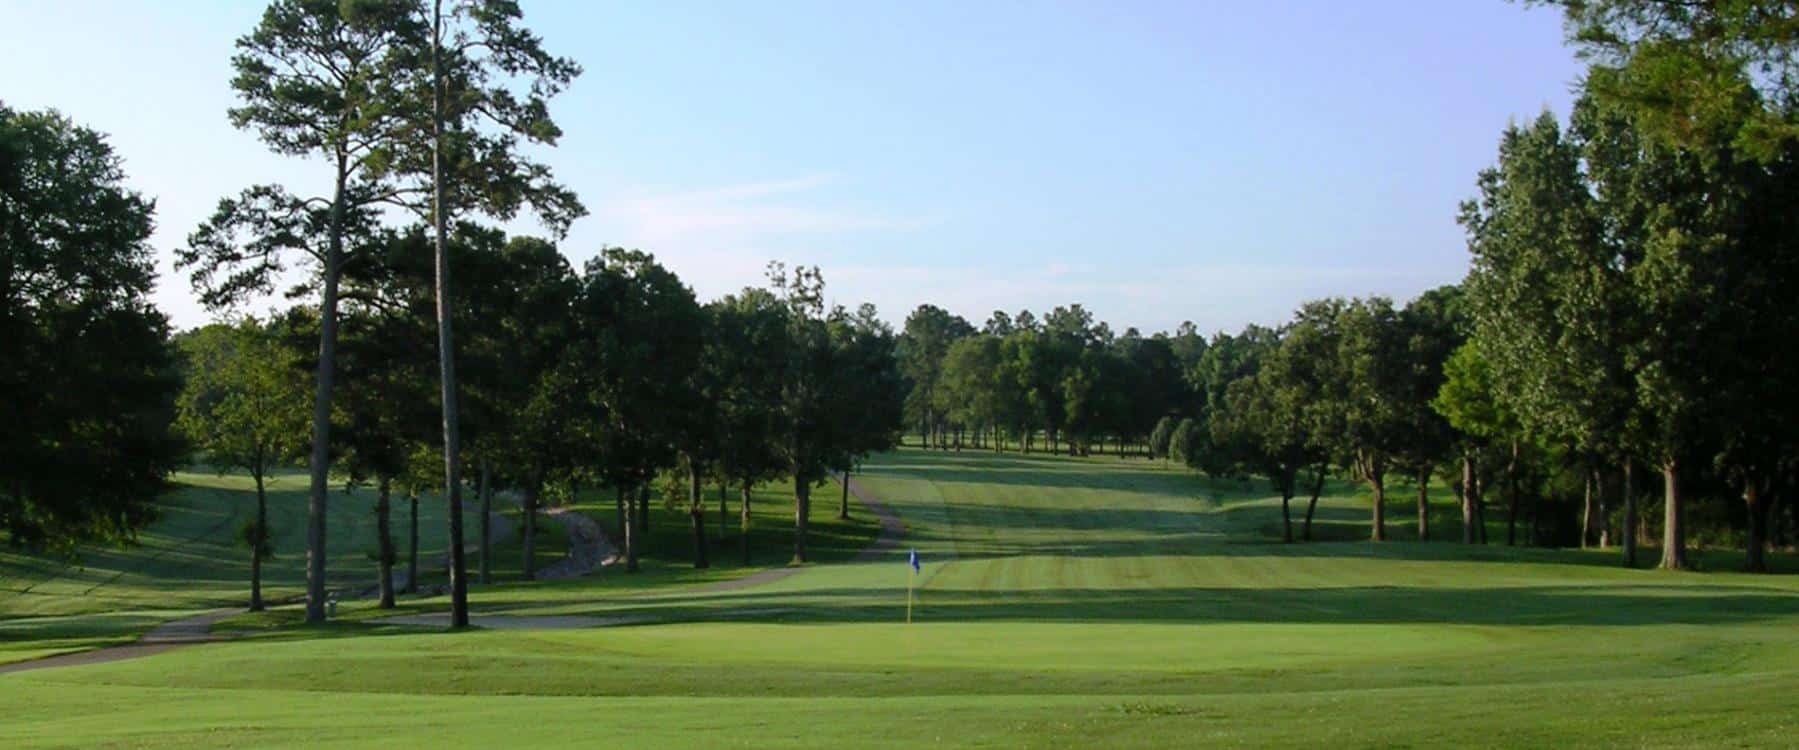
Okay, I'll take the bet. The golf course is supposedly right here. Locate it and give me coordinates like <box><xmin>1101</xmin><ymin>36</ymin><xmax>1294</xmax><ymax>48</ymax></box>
<box><xmin>10</xmin><ymin>1</ymin><xmax>1799</xmax><ymax>747</ymax></box>
<box><xmin>2</xmin><ymin>448</ymin><xmax>1794</xmax><ymax>748</ymax></box>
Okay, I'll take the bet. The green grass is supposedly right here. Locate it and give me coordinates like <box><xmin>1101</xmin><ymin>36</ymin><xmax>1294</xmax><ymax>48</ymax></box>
<box><xmin>2</xmin><ymin>449</ymin><xmax>1796</xmax><ymax>748</ymax></box>
<box><xmin>0</xmin><ymin>469</ymin><xmax>466</xmax><ymax>662</ymax></box>
<box><xmin>0</xmin><ymin>470</ymin><xmax>457</xmax><ymax>616</ymax></box>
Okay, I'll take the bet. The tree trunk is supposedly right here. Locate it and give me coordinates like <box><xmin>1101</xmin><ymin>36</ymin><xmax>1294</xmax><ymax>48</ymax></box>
<box><xmin>478</xmin><ymin>459</ymin><xmax>491</xmax><ymax>584</ymax></box>
<box><xmin>522</xmin><ymin>475</ymin><xmax>540</xmax><ymax>580</ymax></box>
<box><xmin>717</xmin><ymin>481</ymin><xmax>728</xmax><ymax>542</ymax></box>
<box><xmin>1771</xmin><ymin>491</ymin><xmax>1790</xmax><ymax>549</ymax></box>
<box><xmin>740</xmin><ymin>482</ymin><xmax>752</xmax><ymax>566</ymax></box>
<box><xmin>623</xmin><ymin>482</ymin><xmax>640</xmax><ymax>573</ymax></box>
<box><xmin>638</xmin><ymin>481</ymin><xmax>651</xmax><ymax>536</ymax></box>
<box><xmin>1460</xmin><ymin>455</ymin><xmax>1476</xmax><ymax>544</ymax></box>
<box><xmin>1278</xmin><ymin>479</ymin><xmax>1293</xmax><ymax>544</ymax></box>
<box><xmin>376</xmin><ymin>476</ymin><xmax>394</xmax><ymax>609</ymax></box>
<box><xmin>839</xmin><ymin>469</ymin><xmax>852</xmax><ymax>520</ymax></box>
<box><xmin>1369</xmin><ymin>469</ymin><xmax>1386</xmax><ymax>543</ymax></box>
<box><xmin>251</xmin><ymin>470</ymin><xmax>267</xmax><ymax>612</ymax></box>
<box><xmin>1622</xmin><ymin>458</ymin><xmax>1637</xmax><ymax>567</ymax></box>
<box><xmin>1659</xmin><ymin>459</ymin><xmax>1686</xmax><ymax>570</ymax></box>
<box><xmin>689</xmin><ymin>462</ymin><xmax>708</xmax><ymax>569</ymax></box>
<box><xmin>1744</xmin><ymin>478</ymin><xmax>1770</xmax><ymax>573</ymax></box>
<box><xmin>1596</xmin><ymin>468</ymin><xmax>1610</xmax><ymax>549</ymax></box>
<box><xmin>1505</xmin><ymin>440</ymin><xmax>1520</xmax><ymax>546</ymax></box>
<box><xmin>407</xmin><ymin>491</ymin><xmax>419</xmax><ymax>593</ymax></box>
<box><xmin>1473</xmin><ymin>471</ymin><xmax>1489</xmax><ymax>544</ymax></box>
<box><xmin>615</xmin><ymin>484</ymin><xmax>626</xmax><ymax>542</ymax></box>
<box><xmin>637</xmin><ymin>483</ymin><xmax>651</xmax><ymax>562</ymax></box>
<box><xmin>302</xmin><ymin>157</ymin><xmax>350</xmax><ymax>625</ymax></box>
<box><xmin>1580</xmin><ymin>469</ymin><xmax>1596</xmax><ymax>549</ymax></box>
<box><xmin>430</xmin><ymin>1</ymin><xmax>468</xmax><ymax>629</ymax></box>
<box><xmin>1529</xmin><ymin>479</ymin><xmax>1543</xmax><ymax>547</ymax></box>
<box><xmin>6</xmin><ymin>480</ymin><xmax>20</xmax><ymax>549</ymax></box>
<box><xmin>1302</xmin><ymin>464</ymin><xmax>1325</xmax><ymax>542</ymax></box>
<box><xmin>1416</xmin><ymin>466</ymin><xmax>1431</xmax><ymax>542</ymax></box>
<box><xmin>793</xmin><ymin>476</ymin><xmax>811</xmax><ymax>564</ymax></box>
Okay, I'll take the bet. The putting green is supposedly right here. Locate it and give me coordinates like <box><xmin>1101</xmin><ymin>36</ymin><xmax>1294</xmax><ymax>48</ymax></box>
<box><xmin>1</xmin><ymin>449</ymin><xmax>1795</xmax><ymax>748</ymax></box>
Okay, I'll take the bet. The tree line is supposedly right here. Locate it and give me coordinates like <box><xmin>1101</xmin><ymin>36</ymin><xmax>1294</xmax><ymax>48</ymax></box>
<box><xmin>6</xmin><ymin>88</ymin><xmax>905</xmax><ymax>616</ymax></box>
<box><xmin>887</xmin><ymin>1</ymin><xmax>1799</xmax><ymax>572</ymax></box>
<box><xmin>4</xmin><ymin>0</ymin><xmax>902</xmax><ymax>627</ymax></box>
<box><xmin>179</xmin><ymin>239</ymin><xmax>902</xmax><ymax>608</ymax></box>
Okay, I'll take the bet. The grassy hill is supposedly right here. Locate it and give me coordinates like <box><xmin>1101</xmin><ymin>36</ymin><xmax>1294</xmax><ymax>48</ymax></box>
<box><xmin>0</xmin><ymin>470</ymin><xmax>453</xmax><ymax>662</ymax></box>
<box><xmin>1</xmin><ymin>449</ymin><xmax>1795</xmax><ymax>747</ymax></box>
<box><xmin>0</xmin><ymin>466</ymin><xmax>872</xmax><ymax>659</ymax></box>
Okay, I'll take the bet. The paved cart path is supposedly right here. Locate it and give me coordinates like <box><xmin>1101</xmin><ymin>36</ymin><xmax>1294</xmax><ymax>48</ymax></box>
<box><xmin>0</xmin><ymin>609</ymin><xmax>239</xmax><ymax>676</ymax></box>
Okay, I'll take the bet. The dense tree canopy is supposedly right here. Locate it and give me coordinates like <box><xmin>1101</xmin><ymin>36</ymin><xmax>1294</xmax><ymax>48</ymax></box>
<box><xmin>1</xmin><ymin>104</ymin><xmax>182</xmax><ymax>550</ymax></box>
<box><xmin>1536</xmin><ymin>0</ymin><xmax>1799</xmax><ymax>154</ymax></box>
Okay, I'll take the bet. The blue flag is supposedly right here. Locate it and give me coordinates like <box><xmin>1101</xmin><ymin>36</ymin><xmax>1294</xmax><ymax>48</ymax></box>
<box><xmin>908</xmin><ymin>549</ymin><xmax>920</xmax><ymax>573</ymax></box>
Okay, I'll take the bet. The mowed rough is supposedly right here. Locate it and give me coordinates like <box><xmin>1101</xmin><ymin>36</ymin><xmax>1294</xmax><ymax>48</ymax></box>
<box><xmin>2</xmin><ymin>449</ymin><xmax>1796</xmax><ymax>749</ymax></box>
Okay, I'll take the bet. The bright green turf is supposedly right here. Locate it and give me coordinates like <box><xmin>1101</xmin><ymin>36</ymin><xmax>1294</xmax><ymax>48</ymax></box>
<box><xmin>2</xmin><ymin>449</ymin><xmax>1795</xmax><ymax>748</ymax></box>
<box><xmin>0</xmin><ymin>469</ymin><xmax>465</xmax><ymax>662</ymax></box>
<box><xmin>0</xmin><ymin>470</ymin><xmax>458</xmax><ymax>616</ymax></box>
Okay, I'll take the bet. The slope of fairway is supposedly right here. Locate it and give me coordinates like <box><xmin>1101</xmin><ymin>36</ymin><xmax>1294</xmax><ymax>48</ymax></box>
<box><xmin>2</xmin><ymin>449</ymin><xmax>1795</xmax><ymax>748</ymax></box>
<box><xmin>0</xmin><ymin>470</ymin><xmax>460</xmax><ymax>618</ymax></box>
<box><xmin>0</xmin><ymin>471</ymin><xmax>465</xmax><ymax>663</ymax></box>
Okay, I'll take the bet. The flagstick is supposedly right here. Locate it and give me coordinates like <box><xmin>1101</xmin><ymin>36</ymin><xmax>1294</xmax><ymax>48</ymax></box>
<box><xmin>906</xmin><ymin>566</ymin><xmax>914</xmax><ymax>624</ymax></box>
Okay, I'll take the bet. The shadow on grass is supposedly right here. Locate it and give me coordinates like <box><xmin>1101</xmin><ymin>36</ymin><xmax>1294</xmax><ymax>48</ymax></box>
<box><xmin>879</xmin><ymin>515</ymin><xmax>1770</xmax><ymax>576</ymax></box>
<box><xmin>416</xmin><ymin>575</ymin><xmax>1799</xmax><ymax>628</ymax></box>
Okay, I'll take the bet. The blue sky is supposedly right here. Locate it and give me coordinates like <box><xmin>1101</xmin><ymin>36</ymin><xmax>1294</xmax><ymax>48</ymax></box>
<box><xmin>0</xmin><ymin>1</ymin><xmax>1583</xmax><ymax>334</ymax></box>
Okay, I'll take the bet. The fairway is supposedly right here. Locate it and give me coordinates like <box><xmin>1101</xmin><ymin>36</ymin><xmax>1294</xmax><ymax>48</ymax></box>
<box><xmin>10</xmin><ymin>3</ymin><xmax>1799</xmax><ymax>747</ymax></box>
<box><xmin>2</xmin><ymin>449</ymin><xmax>1795</xmax><ymax>748</ymax></box>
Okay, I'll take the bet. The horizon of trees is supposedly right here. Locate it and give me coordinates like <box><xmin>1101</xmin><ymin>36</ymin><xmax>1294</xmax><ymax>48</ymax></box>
<box><xmin>885</xmin><ymin>0</ymin><xmax>1799</xmax><ymax>572</ymax></box>
<box><xmin>5</xmin><ymin>0</ymin><xmax>1797</xmax><ymax>619</ymax></box>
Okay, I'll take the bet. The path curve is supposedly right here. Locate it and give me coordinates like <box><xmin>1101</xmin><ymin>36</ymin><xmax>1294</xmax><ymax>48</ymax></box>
<box><xmin>534</xmin><ymin>508</ymin><xmax>617</xmax><ymax>580</ymax></box>
<box><xmin>0</xmin><ymin>608</ymin><xmax>239</xmax><ymax>676</ymax></box>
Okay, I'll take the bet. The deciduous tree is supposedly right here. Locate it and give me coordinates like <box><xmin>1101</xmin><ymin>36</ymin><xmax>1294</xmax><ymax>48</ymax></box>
<box><xmin>176</xmin><ymin>321</ymin><xmax>310</xmax><ymax>611</ymax></box>
<box><xmin>1</xmin><ymin>105</ymin><xmax>182</xmax><ymax>550</ymax></box>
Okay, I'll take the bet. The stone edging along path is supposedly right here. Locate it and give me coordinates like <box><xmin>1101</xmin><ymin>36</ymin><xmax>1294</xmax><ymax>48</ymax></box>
<box><xmin>0</xmin><ymin>608</ymin><xmax>240</xmax><ymax>677</ymax></box>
